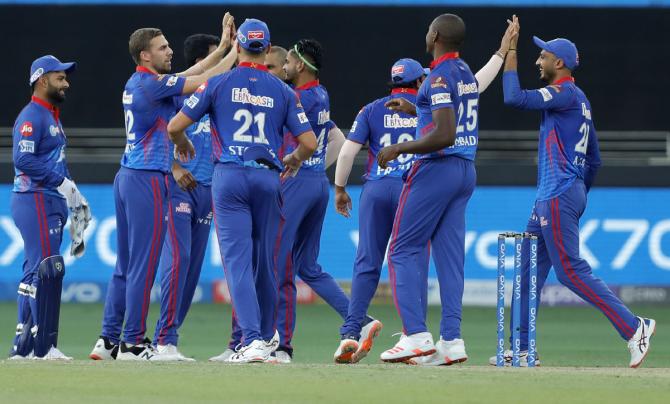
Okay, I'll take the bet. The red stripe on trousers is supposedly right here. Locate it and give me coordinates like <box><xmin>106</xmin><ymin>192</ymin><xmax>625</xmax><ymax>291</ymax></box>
<box><xmin>139</xmin><ymin>178</ymin><xmax>160</xmax><ymax>343</ymax></box>
<box><xmin>387</xmin><ymin>161</ymin><xmax>422</xmax><ymax>329</ymax></box>
<box><xmin>550</xmin><ymin>198</ymin><xmax>635</xmax><ymax>338</ymax></box>
<box><xmin>34</xmin><ymin>194</ymin><xmax>47</xmax><ymax>258</ymax></box>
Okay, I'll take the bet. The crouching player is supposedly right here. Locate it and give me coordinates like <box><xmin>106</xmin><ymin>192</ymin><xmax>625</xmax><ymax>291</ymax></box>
<box><xmin>151</xmin><ymin>33</ymin><xmax>221</xmax><ymax>361</ymax></box>
<box><xmin>9</xmin><ymin>55</ymin><xmax>91</xmax><ymax>360</ymax></box>
<box><xmin>168</xmin><ymin>19</ymin><xmax>317</xmax><ymax>363</ymax></box>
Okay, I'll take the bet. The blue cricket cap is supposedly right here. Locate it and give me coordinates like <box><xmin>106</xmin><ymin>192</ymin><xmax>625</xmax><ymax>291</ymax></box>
<box><xmin>29</xmin><ymin>55</ymin><xmax>76</xmax><ymax>86</ymax></box>
<box><xmin>237</xmin><ymin>19</ymin><xmax>271</xmax><ymax>53</ymax></box>
<box><xmin>391</xmin><ymin>58</ymin><xmax>425</xmax><ymax>84</ymax></box>
<box><xmin>533</xmin><ymin>36</ymin><xmax>579</xmax><ymax>71</ymax></box>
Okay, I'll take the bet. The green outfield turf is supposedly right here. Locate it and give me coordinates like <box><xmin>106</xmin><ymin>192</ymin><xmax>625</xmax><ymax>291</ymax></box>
<box><xmin>0</xmin><ymin>303</ymin><xmax>668</xmax><ymax>403</ymax></box>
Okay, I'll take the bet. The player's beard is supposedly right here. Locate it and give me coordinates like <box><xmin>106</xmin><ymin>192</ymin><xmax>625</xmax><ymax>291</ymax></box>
<box><xmin>46</xmin><ymin>83</ymin><xmax>66</xmax><ymax>104</ymax></box>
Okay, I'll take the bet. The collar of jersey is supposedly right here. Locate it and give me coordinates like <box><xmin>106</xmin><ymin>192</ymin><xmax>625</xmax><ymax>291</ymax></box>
<box><xmin>391</xmin><ymin>88</ymin><xmax>418</xmax><ymax>95</ymax></box>
<box><xmin>238</xmin><ymin>61</ymin><xmax>269</xmax><ymax>72</ymax></box>
<box><xmin>552</xmin><ymin>76</ymin><xmax>575</xmax><ymax>85</ymax></box>
<box><xmin>296</xmin><ymin>80</ymin><xmax>320</xmax><ymax>91</ymax></box>
<box><xmin>430</xmin><ymin>52</ymin><xmax>460</xmax><ymax>69</ymax></box>
<box><xmin>31</xmin><ymin>96</ymin><xmax>59</xmax><ymax>122</ymax></box>
<box><xmin>135</xmin><ymin>66</ymin><xmax>157</xmax><ymax>75</ymax></box>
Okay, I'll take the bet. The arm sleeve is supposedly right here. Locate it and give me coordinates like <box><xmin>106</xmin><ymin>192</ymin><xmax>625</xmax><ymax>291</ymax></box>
<box><xmin>346</xmin><ymin>106</ymin><xmax>371</xmax><ymax>145</ymax></box>
<box><xmin>503</xmin><ymin>71</ymin><xmax>575</xmax><ymax>110</ymax></box>
<box><xmin>427</xmin><ymin>74</ymin><xmax>455</xmax><ymax>111</ymax></box>
<box><xmin>13</xmin><ymin>116</ymin><xmax>65</xmax><ymax>187</ymax></box>
<box><xmin>475</xmin><ymin>54</ymin><xmax>504</xmax><ymax>94</ymax></box>
<box><xmin>325</xmin><ymin>126</ymin><xmax>345</xmax><ymax>169</ymax></box>
<box><xmin>284</xmin><ymin>90</ymin><xmax>313</xmax><ymax>137</ymax></box>
<box><xmin>334</xmin><ymin>140</ymin><xmax>363</xmax><ymax>187</ymax></box>
<box><xmin>143</xmin><ymin>74</ymin><xmax>187</xmax><ymax>101</ymax></box>
<box><xmin>180</xmin><ymin>82</ymin><xmax>212</xmax><ymax>123</ymax></box>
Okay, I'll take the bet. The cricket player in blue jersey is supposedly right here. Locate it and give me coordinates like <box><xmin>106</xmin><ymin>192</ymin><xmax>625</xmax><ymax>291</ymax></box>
<box><xmin>151</xmin><ymin>34</ymin><xmax>220</xmax><ymax>361</ymax></box>
<box><xmin>168</xmin><ymin>18</ymin><xmax>317</xmax><ymax>363</ymax></box>
<box><xmin>9</xmin><ymin>55</ymin><xmax>91</xmax><ymax>360</ymax></box>
<box><xmin>91</xmin><ymin>14</ymin><xmax>238</xmax><ymax>361</ymax></box>
<box><xmin>332</xmin><ymin>59</ymin><xmax>426</xmax><ymax>364</ymax></box>
<box><xmin>491</xmin><ymin>16</ymin><xmax>655</xmax><ymax>368</ymax></box>
<box><xmin>334</xmin><ymin>21</ymin><xmax>516</xmax><ymax>364</ymax></box>
<box><xmin>375</xmin><ymin>14</ymin><xmax>482</xmax><ymax>364</ymax></box>
<box><xmin>269</xmin><ymin>39</ymin><xmax>350</xmax><ymax>363</ymax></box>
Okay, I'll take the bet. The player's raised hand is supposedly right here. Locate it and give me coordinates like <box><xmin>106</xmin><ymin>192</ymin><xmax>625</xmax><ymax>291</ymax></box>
<box><xmin>384</xmin><ymin>98</ymin><xmax>417</xmax><ymax>116</ymax></box>
<box><xmin>377</xmin><ymin>144</ymin><xmax>401</xmax><ymax>169</ymax></box>
<box><xmin>506</xmin><ymin>15</ymin><xmax>520</xmax><ymax>49</ymax></box>
<box><xmin>498</xmin><ymin>15</ymin><xmax>520</xmax><ymax>56</ymax></box>
<box><xmin>173</xmin><ymin>137</ymin><xmax>196</xmax><ymax>163</ymax></box>
<box><xmin>335</xmin><ymin>186</ymin><xmax>352</xmax><ymax>218</ymax></box>
<box><xmin>281</xmin><ymin>152</ymin><xmax>302</xmax><ymax>180</ymax></box>
<box><xmin>219</xmin><ymin>12</ymin><xmax>235</xmax><ymax>51</ymax></box>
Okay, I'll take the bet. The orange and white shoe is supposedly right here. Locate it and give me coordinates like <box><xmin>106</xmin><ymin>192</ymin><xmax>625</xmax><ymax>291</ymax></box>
<box><xmin>334</xmin><ymin>338</ymin><xmax>359</xmax><ymax>364</ymax></box>
<box><xmin>352</xmin><ymin>319</ymin><xmax>383</xmax><ymax>363</ymax></box>
<box><xmin>380</xmin><ymin>332</ymin><xmax>435</xmax><ymax>363</ymax></box>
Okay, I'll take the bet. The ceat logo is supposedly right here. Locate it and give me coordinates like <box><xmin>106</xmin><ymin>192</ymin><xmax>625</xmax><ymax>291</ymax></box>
<box><xmin>248</xmin><ymin>31</ymin><xmax>265</xmax><ymax>40</ymax></box>
<box><xmin>20</xmin><ymin>122</ymin><xmax>33</xmax><ymax>137</ymax></box>
<box><xmin>392</xmin><ymin>65</ymin><xmax>405</xmax><ymax>75</ymax></box>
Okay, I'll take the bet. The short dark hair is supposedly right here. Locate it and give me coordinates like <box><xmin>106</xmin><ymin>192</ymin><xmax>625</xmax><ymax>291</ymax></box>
<box><xmin>184</xmin><ymin>34</ymin><xmax>220</xmax><ymax>67</ymax></box>
<box><xmin>129</xmin><ymin>28</ymin><xmax>163</xmax><ymax>65</ymax></box>
<box><xmin>388</xmin><ymin>78</ymin><xmax>422</xmax><ymax>90</ymax></box>
<box><xmin>292</xmin><ymin>39</ymin><xmax>323</xmax><ymax>75</ymax></box>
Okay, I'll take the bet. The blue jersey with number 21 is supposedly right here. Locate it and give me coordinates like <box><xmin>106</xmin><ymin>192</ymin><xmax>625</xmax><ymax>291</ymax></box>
<box><xmin>180</xmin><ymin>62</ymin><xmax>312</xmax><ymax>170</ymax></box>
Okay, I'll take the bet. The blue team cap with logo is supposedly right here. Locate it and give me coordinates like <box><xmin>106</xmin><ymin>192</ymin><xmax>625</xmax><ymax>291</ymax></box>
<box><xmin>391</xmin><ymin>58</ymin><xmax>425</xmax><ymax>84</ymax></box>
<box><xmin>29</xmin><ymin>55</ymin><xmax>76</xmax><ymax>86</ymax></box>
<box><xmin>237</xmin><ymin>19</ymin><xmax>271</xmax><ymax>53</ymax></box>
<box><xmin>533</xmin><ymin>36</ymin><xmax>579</xmax><ymax>70</ymax></box>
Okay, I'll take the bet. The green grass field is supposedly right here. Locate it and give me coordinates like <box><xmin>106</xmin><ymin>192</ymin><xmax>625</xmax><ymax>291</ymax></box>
<box><xmin>0</xmin><ymin>303</ymin><xmax>668</xmax><ymax>403</ymax></box>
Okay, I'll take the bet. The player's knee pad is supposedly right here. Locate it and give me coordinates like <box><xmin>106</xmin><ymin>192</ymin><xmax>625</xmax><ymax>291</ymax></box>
<box><xmin>13</xmin><ymin>283</ymin><xmax>37</xmax><ymax>356</ymax></box>
<box><xmin>33</xmin><ymin>255</ymin><xmax>66</xmax><ymax>357</ymax></box>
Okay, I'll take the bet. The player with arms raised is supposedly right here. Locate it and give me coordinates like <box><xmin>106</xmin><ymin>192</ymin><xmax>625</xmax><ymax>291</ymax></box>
<box><xmin>168</xmin><ymin>18</ymin><xmax>317</xmax><ymax>363</ymax></box>
<box><xmin>493</xmin><ymin>16</ymin><xmax>655</xmax><ymax>368</ymax></box>
<box><xmin>91</xmin><ymin>13</ymin><xmax>238</xmax><ymax>361</ymax></box>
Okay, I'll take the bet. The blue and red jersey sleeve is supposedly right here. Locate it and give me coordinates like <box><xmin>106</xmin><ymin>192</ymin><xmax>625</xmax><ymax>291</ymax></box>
<box><xmin>347</xmin><ymin>106</ymin><xmax>371</xmax><ymax>145</ymax></box>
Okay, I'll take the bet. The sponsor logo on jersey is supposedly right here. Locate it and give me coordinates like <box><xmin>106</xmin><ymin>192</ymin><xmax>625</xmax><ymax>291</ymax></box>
<box><xmin>430</xmin><ymin>76</ymin><xmax>447</xmax><ymax>89</ymax></box>
<box><xmin>196</xmin><ymin>83</ymin><xmax>207</xmax><ymax>93</ymax></box>
<box><xmin>176</xmin><ymin>202</ymin><xmax>192</xmax><ymax>214</ymax></box>
<box><xmin>350</xmin><ymin>121</ymin><xmax>358</xmax><ymax>132</ymax></box>
<box><xmin>457</xmin><ymin>81</ymin><xmax>478</xmax><ymax>96</ymax></box>
<box><xmin>538</xmin><ymin>88</ymin><xmax>553</xmax><ymax>102</ymax></box>
<box><xmin>297</xmin><ymin>112</ymin><xmax>309</xmax><ymax>124</ymax></box>
<box><xmin>231</xmin><ymin>88</ymin><xmax>274</xmax><ymax>108</ymax></box>
<box><xmin>20</xmin><ymin>122</ymin><xmax>33</xmax><ymax>137</ymax></box>
<box><xmin>191</xmin><ymin>119</ymin><xmax>210</xmax><ymax>135</ymax></box>
<box><xmin>391</xmin><ymin>65</ymin><xmax>405</xmax><ymax>75</ymax></box>
<box><xmin>49</xmin><ymin>125</ymin><xmax>61</xmax><ymax>136</ymax></box>
<box><xmin>383</xmin><ymin>113</ymin><xmax>417</xmax><ymax>129</ymax></box>
<box><xmin>166</xmin><ymin>76</ymin><xmax>179</xmax><ymax>87</ymax></box>
<box><xmin>317</xmin><ymin>109</ymin><xmax>330</xmax><ymax>125</ymax></box>
<box><xmin>122</xmin><ymin>91</ymin><xmax>133</xmax><ymax>105</ymax></box>
<box><xmin>19</xmin><ymin>140</ymin><xmax>35</xmax><ymax>153</ymax></box>
<box><xmin>185</xmin><ymin>94</ymin><xmax>200</xmax><ymax>109</ymax></box>
<box><xmin>248</xmin><ymin>31</ymin><xmax>265</xmax><ymax>40</ymax></box>
<box><xmin>581</xmin><ymin>103</ymin><xmax>592</xmax><ymax>120</ymax></box>
<box><xmin>431</xmin><ymin>93</ymin><xmax>452</xmax><ymax>105</ymax></box>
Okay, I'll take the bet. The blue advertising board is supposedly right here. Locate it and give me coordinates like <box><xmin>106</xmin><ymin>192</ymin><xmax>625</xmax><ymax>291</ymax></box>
<box><xmin>1</xmin><ymin>184</ymin><xmax>669</xmax><ymax>303</ymax></box>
